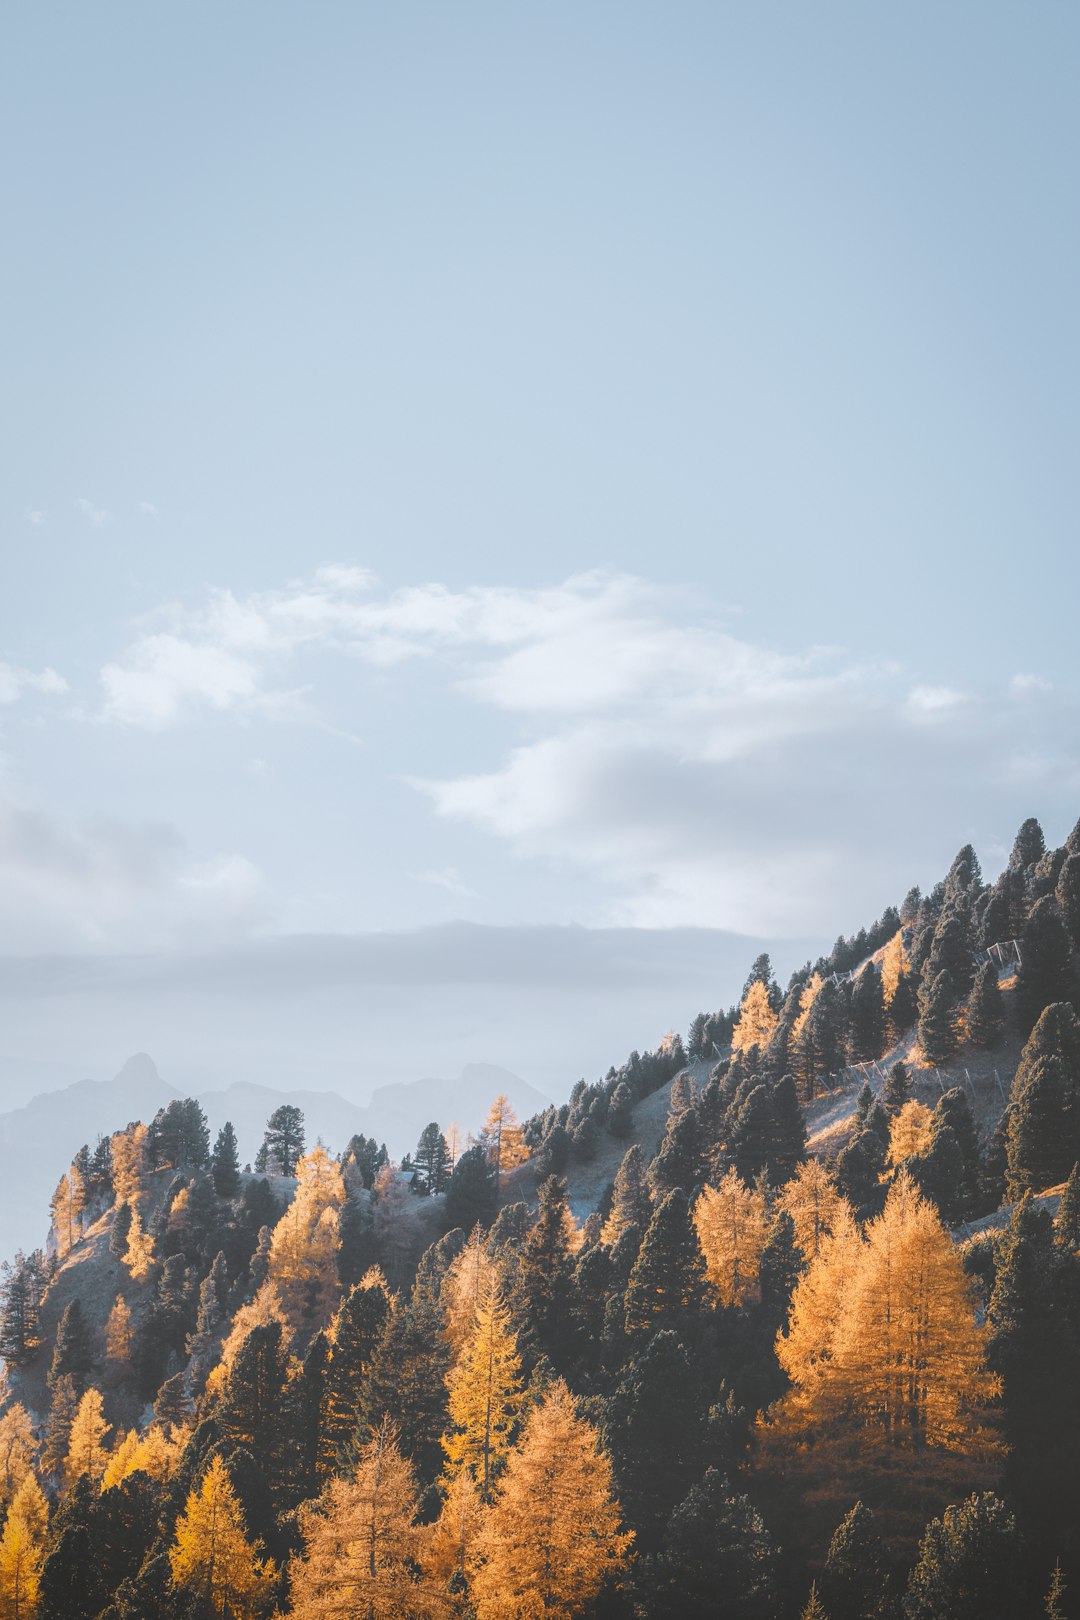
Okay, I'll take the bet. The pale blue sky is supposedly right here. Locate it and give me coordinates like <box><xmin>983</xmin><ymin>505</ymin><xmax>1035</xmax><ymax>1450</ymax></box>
<box><xmin>1</xmin><ymin>5</ymin><xmax>1077</xmax><ymax>1099</ymax></box>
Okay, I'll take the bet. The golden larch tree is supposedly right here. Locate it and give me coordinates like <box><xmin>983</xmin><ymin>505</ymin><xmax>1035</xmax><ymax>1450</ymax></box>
<box><xmin>101</xmin><ymin>1429</ymin><xmax>140</xmax><ymax>1491</ymax></box>
<box><xmin>443</xmin><ymin>1228</ymin><xmax>498</xmax><ymax>1352</ymax></box>
<box><xmin>792</xmin><ymin>973</ymin><xmax>824</xmax><ymax>1044</ymax></box>
<box><xmin>50</xmin><ymin>1165</ymin><xmax>85</xmax><ymax>1257</ymax></box>
<box><xmin>105</xmin><ymin>1295</ymin><xmax>135</xmax><ymax>1364</ymax></box>
<box><xmin>777</xmin><ymin>1161</ymin><xmax>851</xmax><ymax>1263</ymax></box>
<box><xmin>881</xmin><ymin>930</ymin><xmax>910</xmax><ymax>1006</ymax></box>
<box><xmin>443</xmin><ymin>1285</ymin><xmax>523</xmax><ymax>1497</ymax></box>
<box><xmin>469</xmin><ymin>1381</ymin><xmax>633</xmax><ymax>1620</ymax></box>
<box><xmin>887</xmin><ymin>1101</ymin><xmax>933</xmax><ymax>1169</ymax></box>
<box><xmin>424</xmin><ymin>1470</ymin><xmax>483</xmax><ymax>1601</ymax></box>
<box><xmin>480</xmin><ymin>1096</ymin><xmax>527</xmax><ymax>1186</ymax></box>
<box><xmin>170</xmin><ymin>1454</ymin><xmax>275</xmax><ymax>1619</ymax></box>
<box><xmin>776</xmin><ymin>1202</ymin><xmax>864</xmax><ymax>1419</ymax></box>
<box><xmin>732</xmin><ymin>981</ymin><xmax>779</xmax><ymax>1056</ymax></box>
<box><xmin>267</xmin><ymin>1145</ymin><xmax>345</xmax><ymax>1337</ymax></box>
<box><xmin>111</xmin><ymin>1122</ymin><xmax>149</xmax><ymax>1210</ymax></box>
<box><xmin>66</xmin><ymin>1387</ymin><xmax>111</xmax><ymax>1485</ymax></box>
<box><xmin>0</xmin><ymin>1472</ymin><xmax>49</xmax><ymax>1620</ymax></box>
<box><xmin>694</xmin><ymin>1170</ymin><xmax>769</xmax><ymax>1307</ymax></box>
<box><xmin>287</xmin><ymin>1420</ymin><xmax>425</xmax><ymax>1620</ymax></box>
<box><xmin>124</xmin><ymin>1209</ymin><xmax>155</xmax><ymax>1280</ymax></box>
<box><xmin>0</xmin><ymin>1406</ymin><xmax>35</xmax><ymax>1518</ymax></box>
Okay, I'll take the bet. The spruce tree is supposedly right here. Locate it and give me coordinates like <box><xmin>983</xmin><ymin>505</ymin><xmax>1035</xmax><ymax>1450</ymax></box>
<box><xmin>1057</xmin><ymin>852</ymin><xmax>1080</xmax><ymax>950</ymax></box>
<box><xmin>517</xmin><ymin>1176</ymin><xmax>576</xmax><ymax>1365</ymax></box>
<box><xmin>413</xmin><ymin>1122</ymin><xmax>450</xmax><ymax>1194</ymax></box>
<box><xmin>320</xmin><ymin>1275</ymin><xmax>390</xmax><ymax>1478</ymax></box>
<box><xmin>925</xmin><ymin>907</ymin><xmax>975</xmax><ymax>998</ymax></box>
<box><xmin>361</xmin><ymin>1284</ymin><xmax>452</xmax><ymax>1487</ymax></box>
<box><xmin>607</xmin><ymin>1080</ymin><xmax>634</xmax><ymax>1138</ymax></box>
<box><xmin>849</xmin><ymin>964</ymin><xmax>886</xmax><ymax>1062</ymax></box>
<box><xmin>917</xmin><ymin>969</ymin><xmax>958</xmax><ymax>1065</ymax></box>
<box><xmin>603</xmin><ymin>1145</ymin><xmax>652</xmax><ymax>1247</ymax></box>
<box><xmin>444</xmin><ymin>1146</ymin><xmax>497</xmax><ymax>1232</ymax></box>
<box><xmin>882</xmin><ymin>1060</ymin><xmax>912</xmax><ymax>1117</ymax></box>
<box><xmin>1006</xmin><ymin>1002</ymin><xmax>1080</xmax><ymax>1196</ymax></box>
<box><xmin>904</xmin><ymin>1493</ymin><xmax>1024</xmax><ymax>1620</ymax></box>
<box><xmin>210</xmin><ymin>1121</ymin><xmax>241</xmax><ymax>1197</ymax></box>
<box><xmin>758</xmin><ymin>1209</ymin><xmax>802</xmax><ymax>1334</ymax></box>
<box><xmin>1011</xmin><ymin>816</ymin><xmax>1047</xmax><ymax>875</ymax></box>
<box><xmin>1017</xmin><ymin>897</ymin><xmax>1075</xmax><ymax>1035</ymax></box>
<box><xmin>109</xmin><ymin>1199</ymin><xmax>133</xmax><ymax>1259</ymax></box>
<box><xmin>1056</xmin><ymin>1161</ymin><xmax>1080</xmax><ymax>1249</ymax></box>
<box><xmin>646</xmin><ymin>1468</ymin><xmax>777</xmax><ymax>1620</ymax></box>
<box><xmin>966</xmin><ymin>959</ymin><xmax>1005</xmax><ymax>1047</ymax></box>
<box><xmin>624</xmin><ymin>1189</ymin><xmax>706</xmax><ymax>1336</ymax></box>
<box><xmin>50</xmin><ymin>1299</ymin><xmax>94</xmax><ymax>1392</ymax></box>
<box><xmin>820</xmin><ymin>1501</ymin><xmax>891</xmax><ymax>1620</ymax></box>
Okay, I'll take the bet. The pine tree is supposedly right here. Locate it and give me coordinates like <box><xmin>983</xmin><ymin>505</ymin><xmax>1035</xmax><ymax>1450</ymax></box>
<box><xmin>470</xmin><ymin>1381</ymin><xmax>632</xmax><ymax>1620</ymax></box>
<box><xmin>801</xmin><ymin>1586</ymin><xmax>828</xmax><ymax>1620</ymax></box>
<box><xmin>1056</xmin><ymin>1161</ymin><xmax>1080</xmax><ymax>1249</ymax></box>
<box><xmin>259</xmin><ymin>1103</ymin><xmax>305</xmax><ymax>1176</ymax></box>
<box><xmin>849</xmin><ymin>965</ymin><xmax>886</xmax><ymax>1062</ymax></box>
<box><xmin>361</xmin><ymin>1284</ymin><xmax>452</xmax><ymax>1485</ymax></box>
<box><xmin>0</xmin><ymin>1255</ymin><xmax>41</xmax><ymax>1367</ymax></box>
<box><xmin>287</xmin><ymin>1422</ymin><xmax>423</xmax><ymax>1620</ymax></box>
<box><xmin>625</xmin><ymin>1188</ymin><xmax>707</xmax><ymax>1334</ymax></box>
<box><xmin>65</xmin><ymin>1388</ymin><xmax>110</xmax><ymax>1484</ymax></box>
<box><xmin>925</xmin><ymin>907</ymin><xmax>976</xmax><ymax>998</ymax></box>
<box><xmin>819</xmin><ymin>1500</ymin><xmax>890</xmax><ymax>1620</ymax></box>
<box><xmin>1006</xmin><ymin>1001</ymin><xmax>1080</xmax><ymax>1196</ymax></box>
<box><xmin>917</xmin><ymin>969</ymin><xmax>958</xmax><ymax>1065</ymax></box>
<box><xmin>966</xmin><ymin>960</ymin><xmax>1005</xmax><ymax>1047</ymax></box>
<box><xmin>170</xmin><ymin>1453</ymin><xmax>276</xmax><ymax>1618</ymax></box>
<box><xmin>445</xmin><ymin>1147</ymin><xmax>498</xmax><ymax>1232</ymax></box>
<box><xmin>320</xmin><ymin>1271</ymin><xmax>391</xmax><ymax>1479</ymax></box>
<box><xmin>442</xmin><ymin>1284</ymin><xmax>523</xmax><ymax>1497</ymax></box>
<box><xmin>1056</xmin><ymin>851</ymin><xmax>1080</xmax><ymax>951</ymax></box>
<box><xmin>1017</xmin><ymin>897</ymin><xmax>1075</xmax><ymax>1035</ymax></box>
<box><xmin>50</xmin><ymin>1299</ymin><xmax>93</xmax><ymax>1392</ymax></box>
<box><xmin>607</xmin><ymin>1081</ymin><xmax>634</xmax><ymax>1138</ymax></box>
<box><xmin>646</xmin><ymin>1467</ymin><xmax>776</xmax><ymax>1620</ymax></box>
<box><xmin>109</xmin><ymin>1200</ymin><xmax>133</xmax><ymax>1258</ymax></box>
<box><xmin>758</xmin><ymin>1209</ymin><xmax>803</xmax><ymax>1333</ymax></box>
<box><xmin>601</xmin><ymin>1144</ymin><xmax>652</xmax><ymax>1247</ymax></box>
<box><xmin>694</xmin><ymin>1171</ymin><xmax>768</xmax><ymax>1308</ymax></box>
<box><xmin>217</xmin><ymin>1321</ymin><xmax>293</xmax><ymax>1502</ymax></box>
<box><xmin>41</xmin><ymin>1374</ymin><xmax>78</xmax><ymax>1478</ymax></box>
<box><xmin>517</xmin><ymin>1176</ymin><xmax>577</xmax><ymax>1365</ymax></box>
<box><xmin>0</xmin><ymin>1473</ymin><xmax>50</xmax><ymax>1619</ymax></box>
<box><xmin>211</xmin><ymin>1121</ymin><xmax>242</xmax><ymax>1197</ymax></box>
<box><xmin>413</xmin><ymin>1122</ymin><xmax>451</xmax><ymax>1194</ymax></box>
<box><xmin>880</xmin><ymin>1059</ymin><xmax>911</xmax><ymax>1117</ymax></box>
<box><xmin>904</xmin><ymin>1492</ymin><xmax>1023</xmax><ymax>1619</ymax></box>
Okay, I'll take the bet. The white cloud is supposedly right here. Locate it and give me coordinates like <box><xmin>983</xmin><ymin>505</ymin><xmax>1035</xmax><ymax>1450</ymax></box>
<box><xmin>409</xmin><ymin>866</ymin><xmax>476</xmax><ymax>899</ymax></box>
<box><xmin>75</xmin><ymin>497</ymin><xmax>110</xmax><ymax>527</ymax></box>
<box><xmin>905</xmin><ymin>684</ymin><xmax>966</xmax><ymax>715</ymax></box>
<box><xmin>139</xmin><ymin>501</ymin><xmax>160</xmax><ymax>518</ymax></box>
<box><xmin>0</xmin><ymin>790</ymin><xmax>270</xmax><ymax>953</ymax></box>
<box><xmin>27</xmin><ymin>509</ymin><xmax>45</xmax><ymax>526</ymax></box>
<box><xmin>0</xmin><ymin>662</ymin><xmax>68</xmax><ymax>705</ymax></box>
<box><xmin>1010</xmin><ymin>672</ymin><xmax>1053</xmax><ymax>696</ymax></box>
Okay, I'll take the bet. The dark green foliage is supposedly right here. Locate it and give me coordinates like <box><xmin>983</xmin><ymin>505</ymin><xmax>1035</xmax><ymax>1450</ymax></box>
<box><xmin>342</xmin><ymin>1133</ymin><xmax>388</xmax><ymax>1190</ymax></box>
<box><xmin>1056</xmin><ymin>851</ymin><xmax>1080</xmax><ymax>950</ymax></box>
<box><xmin>517</xmin><ymin>1176</ymin><xmax>576</xmax><ymax>1366</ymax></box>
<box><xmin>903</xmin><ymin>1493</ymin><xmax>1025</xmax><ymax>1619</ymax></box>
<box><xmin>1057</xmin><ymin>1161</ymin><xmax>1080</xmax><ymax>1249</ymax></box>
<box><xmin>217</xmin><ymin>1320</ymin><xmax>295</xmax><ymax>1502</ymax></box>
<box><xmin>917</xmin><ymin>969</ymin><xmax>958</xmax><ymax>1065</ymax></box>
<box><xmin>109</xmin><ymin>1199</ymin><xmax>133</xmax><ymax>1257</ymax></box>
<box><xmin>1006</xmin><ymin>1002</ymin><xmax>1080</xmax><ymax>1197</ymax></box>
<box><xmin>650</xmin><ymin>1107</ymin><xmax>701</xmax><ymax>1197</ymax></box>
<box><xmin>608</xmin><ymin>1145</ymin><xmax>652</xmax><ymax>1238</ymax></box>
<box><xmin>0</xmin><ymin>1250</ymin><xmax>43</xmax><ymax>1365</ymax></box>
<box><xmin>912</xmin><ymin>1088</ymin><xmax>982</xmax><ymax>1221</ymax></box>
<box><xmin>210</xmin><ymin>1121</ymin><xmax>241</xmax><ymax>1197</ymax></box>
<box><xmin>607</xmin><ymin>1081</ymin><xmax>634</xmax><ymax>1138</ymax></box>
<box><xmin>645</xmin><ymin>1468</ymin><xmax>777</xmax><ymax>1620</ymax></box>
<box><xmin>758</xmin><ymin>1210</ymin><xmax>802</xmax><ymax>1334</ymax></box>
<box><xmin>625</xmin><ymin>1189</ymin><xmax>706</xmax><ymax>1337</ymax></box>
<box><xmin>837</xmin><ymin>1127</ymin><xmax>887</xmax><ymax>1219</ymax></box>
<box><xmin>257</xmin><ymin>1103</ymin><xmax>305</xmax><ymax>1176</ymax></box>
<box><xmin>444</xmin><ymin>1145</ymin><xmax>497</xmax><ymax>1231</ymax></box>
<box><xmin>50</xmin><ymin>1297</ymin><xmax>94</xmax><ymax>1392</ymax></box>
<box><xmin>793</xmin><ymin>979</ymin><xmax>845</xmax><ymax>1099</ymax></box>
<box><xmin>361</xmin><ymin>1285</ymin><xmax>451</xmax><ymax>1487</ymax></box>
<box><xmin>924</xmin><ymin>907</ymin><xmax>975</xmax><ymax>999</ymax></box>
<box><xmin>886</xmin><ymin>965</ymin><xmax>919</xmax><ymax>1045</ymax></box>
<box><xmin>726</xmin><ymin>1076</ymin><xmax>806</xmax><ymax>1187</ymax></box>
<box><xmin>150</xmin><ymin>1098</ymin><xmax>211</xmax><ymax>1170</ymax></box>
<box><xmin>320</xmin><ymin>1278</ymin><xmax>390</xmax><ymax>1475</ymax></box>
<box><xmin>1017</xmin><ymin>898</ymin><xmax>1075</xmax><ymax>1036</ymax></box>
<box><xmin>1011</xmin><ymin>816</ymin><xmax>1047</xmax><ymax>874</ymax></box>
<box><xmin>820</xmin><ymin>1501</ymin><xmax>892</xmax><ymax>1620</ymax></box>
<box><xmin>849</xmin><ymin>964</ymin><xmax>886</xmax><ymax>1062</ymax></box>
<box><xmin>882</xmin><ymin>1061</ymin><xmax>912</xmax><ymax>1117</ymax></box>
<box><xmin>38</xmin><ymin>1475</ymin><xmax>108</xmax><ymax>1620</ymax></box>
<box><xmin>413</xmin><ymin>1122</ymin><xmax>450</xmax><ymax>1194</ymax></box>
<box><xmin>135</xmin><ymin>1254</ymin><xmax>195</xmax><ymax>1399</ymax></box>
<box><xmin>966</xmin><ymin>960</ymin><xmax>1005</xmax><ymax>1047</ymax></box>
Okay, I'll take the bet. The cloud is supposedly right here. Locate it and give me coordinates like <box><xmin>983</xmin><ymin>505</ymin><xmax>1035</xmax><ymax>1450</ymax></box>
<box><xmin>138</xmin><ymin>502</ymin><xmax>160</xmax><ymax>519</ymax></box>
<box><xmin>0</xmin><ymin>791</ymin><xmax>270</xmax><ymax>953</ymax></box>
<box><xmin>1010</xmin><ymin>672</ymin><xmax>1053</xmax><ymax>696</ymax></box>
<box><xmin>27</xmin><ymin>509</ymin><xmax>45</xmax><ymax>526</ymax></box>
<box><xmin>0</xmin><ymin>662</ymin><xmax>68</xmax><ymax>705</ymax></box>
<box><xmin>75</xmin><ymin>497</ymin><xmax>110</xmax><ymax>527</ymax></box>
<box><xmin>905</xmin><ymin>685</ymin><xmax>967</xmax><ymax>716</ymax></box>
<box><xmin>410</xmin><ymin>866</ymin><xmax>476</xmax><ymax>899</ymax></box>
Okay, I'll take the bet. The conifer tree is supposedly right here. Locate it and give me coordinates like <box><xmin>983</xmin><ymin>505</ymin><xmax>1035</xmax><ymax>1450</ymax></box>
<box><xmin>925</xmin><ymin>907</ymin><xmax>976</xmax><ymax>998</ymax></box>
<box><xmin>109</xmin><ymin>1199</ymin><xmax>132</xmax><ymax>1259</ymax></box>
<box><xmin>517</xmin><ymin>1176</ymin><xmax>576</xmax><ymax>1364</ymax></box>
<box><xmin>917</xmin><ymin>969</ymin><xmax>958</xmax><ymax>1065</ymax></box>
<box><xmin>258</xmin><ymin>1104</ymin><xmax>305</xmax><ymax>1177</ymax></box>
<box><xmin>887</xmin><ymin>1100</ymin><xmax>933</xmax><ymax>1168</ymax></box>
<box><xmin>777</xmin><ymin>1160</ymin><xmax>849</xmax><ymax>1263</ymax></box>
<box><xmin>732</xmin><ymin>980</ymin><xmax>779</xmax><ymax>1055</ymax></box>
<box><xmin>217</xmin><ymin>1321</ymin><xmax>293</xmax><ymax>1501</ymax></box>
<box><xmin>442</xmin><ymin>1284</ymin><xmax>523</xmax><ymax>1497</ymax></box>
<box><xmin>886</xmin><ymin>963</ymin><xmax>919</xmax><ymax>1047</ymax></box>
<box><xmin>124</xmin><ymin>1207</ymin><xmax>155</xmax><ymax>1279</ymax></box>
<box><xmin>903</xmin><ymin>1492</ymin><xmax>1023</xmax><ymax>1619</ymax></box>
<box><xmin>1006</xmin><ymin>1002</ymin><xmax>1080</xmax><ymax>1196</ymax></box>
<box><xmin>601</xmin><ymin>1144</ymin><xmax>652</xmax><ymax>1247</ymax></box>
<box><xmin>849</xmin><ymin>964</ymin><xmax>886</xmax><ymax>1062</ymax></box>
<box><xmin>882</xmin><ymin>1060</ymin><xmax>912</xmax><ymax>1117</ymax></box>
<box><xmin>470</xmin><ymin>1380</ymin><xmax>632</xmax><ymax>1620</ymax></box>
<box><xmin>0</xmin><ymin>1256</ymin><xmax>41</xmax><ymax>1367</ymax></box>
<box><xmin>287</xmin><ymin>1421</ymin><xmax>423</xmax><ymax>1620</ymax></box>
<box><xmin>479</xmin><ymin>1095</ymin><xmax>527</xmax><ymax>1186</ymax></box>
<box><xmin>1056</xmin><ymin>1161</ymin><xmax>1080</xmax><ymax>1249</ymax></box>
<box><xmin>66</xmin><ymin>1388</ymin><xmax>110</xmax><ymax>1484</ymax></box>
<box><xmin>758</xmin><ymin>1209</ymin><xmax>803</xmax><ymax>1334</ymax></box>
<box><xmin>319</xmin><ymin>1270</ymin><xmax>391</xmax><ymax>1478</ymax></box>
<box><xmin>1017</xmin><ymin>897</ymin><xmax>1075</xmax><ymax>1035</ymax></box>
<box><xmin>413</xmin><ymin>1122</ymin><xmax>451</xmax><ymax>1194</ymax></box>
<box><xmin>0</xmin><ymin>1407</ymin><xmax>34</xmax><ymax>1518</ymax></box>
<box><xmin>443</xmin><ymin>1229</ymin><xmax>497</xmax><ymax>1351</ymax></box>
<box><xmin>0</xmin><ymin>1473</ymin><xmax>50</xmax><ymax>1619</ymax></box>
<box><xmin>445</xmin><ymin>1147</ymin><xmax>497</xmax><ymax>1232</ymax></box>
<box><xmin>267</xmin><ymin>1144</ymin><xmax>346</xmax><ymax>1337</ymax></box>
<box><xmin>966</xmin><ymin>959</ymin><xmax>1005</xmax><ymax>1047</ymax></box>
<box><xmin>41</xmin><ymin>1374</ymin><xmax>78</xmax><ymax>1478</ymax></box>
<box><xmin>819</xmin><ymin>1501</ymin><xmax>890</xmax><ymax>1620</ymax></box>
<box><xmin>1046</xmin><ymin>1560</ymin><xmax>1068</xmax><ymax>1620</ymax></box>
<box><xmin>50</xmin><ymin>1164</ymin><xmax>86</xmax><ymax>1257</ymax></box>
<box><xmin>211</xmin><ymin>1121</ymin><xmax>242</xmax><ymax>1197</ymax></box>
<box><xmin>423</xmin><ymin>1469</ymin><xmax>483</xmax><ymax>1603</ymax></box>
<box><xmin>646</xmin><ymin>1467</ymin><xmax>776</xmax><ymax>1620</ymax></box>
<box><xmin>361</xmin><ymin>1283</ymin><xmax>452</xmax><ymax>1485</ymax></box>
<box><xmin>625</xmin><ymin>1188</ymin><xmax>706</xmax><ymax>1335</ymax></box>
<box><xmin>105</xmin><ymin>1295</ymin><xmax>135</xmax><ymax>1364</ymax></box>
<box><xmin>607</xmin><ymin>1080</ymin><xmax>634</xmax><ymax>1138</ymax></box>
<box><xmin>1056</xmin><ymin>851</ymin><xmax>1080</xmax><ymax>951</ymax></box>
<box><xmin>170</xmin><ymin>1453</ymin><xmax>275</xmax><ymax>1618</ymax></box>
<box><xmin>694</xmin><ymin>1171</ymin><xmax>768</xmax><ymax>1308</ymax></box>
<box><xmin>50</xmin><ymin>1299</ymin><xmax>93</xmax><ymax>1392</ymax></box>
<box><xmin>800</xmin><ymin>1585</ymin><xmax>828</xmax><ymax>1620</ymax></box>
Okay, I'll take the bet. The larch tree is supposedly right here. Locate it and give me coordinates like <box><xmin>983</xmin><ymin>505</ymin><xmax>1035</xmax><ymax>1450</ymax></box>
<box><xmin>776</xmin><ymin>1205</ymin><xmax>865</xmax><ymax>1420</ymax></box>
<box><xmin>777</xmin><ymin>1160</ymin><xmax>850</xmax><ymax>1264</ymax></box>
<box><xmin>287</xmin><ymin>1421</ymin><xmax>424</xmax><ymax>1620</ymax></box>
<box><xmin>124</xmin><ymin>1208</ymin><xmax>155</xmax><ymax>1280</ymax></box>
<box><xmin>105</xmin><ymin>1295</ymin><xmax>135</xmax><ymax>1364</ymax></box>
<box><xmin>443</xmin><ymin>1229</ymin><xmax>498</xmax><ymax>1352</ymax></box>
<box><xmin>887</xmin><ymin>1100</ymin><xmax>934</xmax><ymax>1169</ymax></box>
<box><xmin>49</xmin><ymin>1165</ymin><xmax>85</xmax><ymax>1257</ymax></box>
<box><xmin>267</xmin><ymin>1144</ymin><xmax>346</xmax><ymax>1337</ymax></box>
<box><xmin>169</xmin><ymin>1454</ymin><xmax>276</xmax><ymax>1619</ymax></box>
<box><xmin>479</xmin><ymin>1095</ymin><xmax>528</xmax><ymax>1187</ymax></box>
<box><xmin>110</xmin><ymin>1122</ymin><xmax>149</xmax><ymax>1210</ymax></box>
<box><xmin>442</xmin><ymin>1284</ymin><xmax>523</xmax><ymax>1498</ymax></box>
<box><xmin>423</xmin><ymin>1469</ymin><xmax>483</xmax><ymax>1604</ymax></box>
<box><xmin>694</xmin><ymin>1171</ymin><xmax>768</xmax><ymax>1308</ymax></box>
<box><xmin>65</xmin><ymin>1388</ymin><xmax>110</xmax><ymax>1485</ymax></box>
<box><xmin>469</xmin><ymin>1381</ymin><xmax>633</xmax><ymax>1620</ymax></box>
<box><xmin>0</xmin><ymin>1472</ymin><xmax>50</xmax><ymax>1620</ymax></box>
<box><xmin>732</xmin><ymin>980</ymin><xmax>779</xmax><ymax>1056</ymax></box>
<box><xmin>0</xmin><ymin>1407</ymin><xmax>34</xmax><ymax>1520</ymax></box>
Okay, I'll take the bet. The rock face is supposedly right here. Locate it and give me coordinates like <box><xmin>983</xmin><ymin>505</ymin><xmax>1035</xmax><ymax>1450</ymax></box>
<box><xmin>0</xmin><ymin>1055</ymin><xmax>551</xmax><ymax>1263</ymax></box>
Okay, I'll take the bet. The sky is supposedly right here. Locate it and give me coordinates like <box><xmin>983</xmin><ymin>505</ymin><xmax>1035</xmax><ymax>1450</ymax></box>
<box><xmin>1</xmin><ymin>4</ymin><xmax>1078</xmax><ymax>1105</ymax></box>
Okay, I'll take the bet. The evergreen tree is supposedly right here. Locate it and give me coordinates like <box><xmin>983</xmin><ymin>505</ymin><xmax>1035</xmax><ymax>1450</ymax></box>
<box><xmin>602</xmin><ymin>1144</ymin><xmax>652</xmax><ymax>1247</ymax></box>
<box><xmin>470</xmin><ymin>1381</ymin><xmax>632</xmax><ymax>1620</ymax></box>
<box><xmin>320</xmin><ymin>1271</ymin><xmax>390</xmax><ymax>1479</ymax></box>
<box><xmin>0</xmin><ymin>1255</ymin><xmax>41</xmax><ymax>1366</ymax></box>
<box><xmin>625</xmin><ymin>1189</ymin><xmax>706</xmax><ymax>1335</ymax></box>
<box><xmin>445</xmin><ymin>1146</ymin><xmax>498</xmax><ymax>1232</ymax></box>
<box><xmin>50</xmin><ymin>1298</ymin><xmax>93</xmax><ymax>1392</ymax></box>
<box><xmin>517</xmin><ymin>1176</ymin><xmax>576</xmax><ymax>1365</ymax></box>
<box><xmin>903</xmin><ymin>1493</ymin><xmax>1024</xmax><ymax>1620</ymax></box>
<box><xmin>413</xmin><ymin>1122</ymin><xmax>450</xmax><ymax>1194</ymax></box>
<box><xmin>1017</xmin><ymin>897</ymin><xmax>1075</xmax><ymax>1035</ymax></box>
<box><xmin>109</xmin><ymin>1199</ymin><xmax>133</xmax><ymax>1258</ymax></box>
<box><xmin>820</xmin><ymin>1501</ymin><xmax>891</xmax><ymax>1620</ymax></box>
<box><xmin>41</xmin><ymin>1374</ymin><xmax>78</xmax><ymax>1479</ymax></box>
<box><xmin>211</xmin><ymin>1121</ymin><xmax>242</xmax><ymax>1197</ymax></box>
<box><xmin>1046</xmin><ymin>1561</ymin><xmax>1068</xmax><ymax>1620</ymax></box>
<box><xmin>259</xmin><ymin>1104</ymin><xmax>305</xmax><ymax>1176</ymax></box>
<box><xmin>849</xmin><ymin>964</ymin><xmax>886</xmax><ymax>1062</ymax></box>
<box><xmin>882</xmin><ymin>1060</ymin><xmax>912</xmax><ymax>1117</ymax></box>
<box><xmin>361</xmin><ymin>1285</ymin><xmax>452</xmax><ymax>1486</ymax></box>
<box><xmin>646</xmin><ymin>1468</ymin><xmax>776</xmax><ymax>1620</ymax></box>
<box><xmin>925</xmin><ymin>907</ymin><xmax>975</xmax><ymax>998</ymax></box>
<box><xmin>607</xmin><ymin>1080</ymin><xmax>634</xmax><ymax>1138</ymax></box>
<box><xmin>886</xmin><ymin>964</ymin><xmax>919</xmax><ymax>1046</ymax></box>
<box><xmin>1006</xmin><ymin>1002</ymin><xmax>1080</xmax><ymax>1196</ymax></box>
<box><xmin>217</xmin><ymin>1321</ymin><xmax>294</xmax><ymax>1503</ymax></box>
<box><xmin>1011</xmin><ymin>816</ymin><xmax>1047</xmax><ymax>874</ymax></box>
<box><xmin>1056</xmin><ymin>1161</ymin><xmax>1080</xmax><ymax>1249</ymax></box>
<box><xmin>1056</xmin><ymin>851</ymin><xmax>1080</xmax><ymax>951</ymax></box>
<box><xmin>917</xmin><ymin>969</ymin><xmax>958</xmax><ymax>1066</ymax></box>
<box><xmin>966</xmin><ymin>960</ymin><xmax>1005</xmax><ymax>1047</ymax></box>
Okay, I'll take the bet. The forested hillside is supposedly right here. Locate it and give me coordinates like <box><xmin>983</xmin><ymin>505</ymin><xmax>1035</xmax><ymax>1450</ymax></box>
<box><xmin>1</xmin><ymin>813</ymin><xmax>1079</xmax><ymax>1619</ymax></box>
